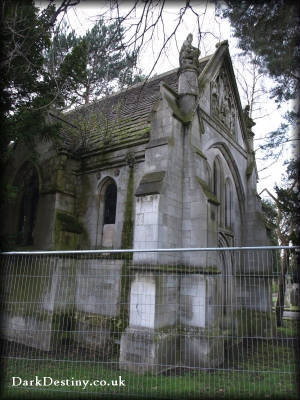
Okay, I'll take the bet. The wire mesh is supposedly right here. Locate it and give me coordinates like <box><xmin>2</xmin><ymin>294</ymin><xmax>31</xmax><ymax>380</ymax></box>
<box><xmin>1</xmin><ymin>247</ymin><xmax>299</xmax><ymax>399</ymax></box>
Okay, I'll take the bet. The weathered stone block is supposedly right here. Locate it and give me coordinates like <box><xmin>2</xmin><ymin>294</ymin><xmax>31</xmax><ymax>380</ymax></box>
<box><xmin>1</xmin><ymin>312</ymin><xmax>54</xmax><ymax>351</ymax></box>
<box><xmin>180</xmin><ymin>274</ymin><xmax>222</xmax><ymax>328</ymax></box>
<box><xmin>73</xmin><ymin>317</ymin><xmax>112</xmax><ymax>355</ymax></box>
<box><xmin>1</xmin><ymin>256</ymin><xmax>75</xmax><ymax>351</ymax></box>
<box><xmin>180</xmin><ymin>328</ymin><xmax>225</xmax><ymax>368</ymax></box>
<box><xmin>102</xmin><ymin>224</ymin><xmax>115</xmax><ymax>247</ymax></box>
<box><xmin>119</xmin><ymin>327</ymin><xmax>179</xmax><ymax>374</ymax></box>
<box><xmin>75</xmin><ymin>259</ymin><xmax>122</xmax><ymax>316</ymax></box>
<box><xmin>128</xmin><ymin>273</ymin><xmax>178</xmax><ymax>329</ymax></box>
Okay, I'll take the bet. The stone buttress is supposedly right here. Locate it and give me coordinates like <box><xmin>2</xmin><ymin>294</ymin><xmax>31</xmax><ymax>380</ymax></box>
<box><xmin>119</xmin><ymin>35</ymin><xmax>225</xmax><ymax>373</ymax></box>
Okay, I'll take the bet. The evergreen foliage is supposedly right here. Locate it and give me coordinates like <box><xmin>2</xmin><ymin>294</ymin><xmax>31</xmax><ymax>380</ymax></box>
<box><xmin>0</xmin><ymin>3</ymin><xmax>144</xmax><ymax>156</ymax></box>
<box><xmin>0</xmin><ymin>1</ymin><xmax>57</xmax><ymax>147</ymax></box>
<box><xmin>274</xmin><ymin>160</ymin><xmax>299</xmax><ymax>246</ymax></box>
<box><xmin>221</xmin><ymin>0</ymin><xmax>299</xmax><ymax>103</ymax></box>
<box><xmin>221</xmin><ymin>1</ymin><xmax>299</xmax><ymax>161</ymax></box>
<box><xmin>222</xmin><ymin>0</ymin><xmax>299</xmax><ymax>253</ymax></box>
<box><xmin>45</xmin><ymin>18</ymin><xmax>145</xmax><ymax>109</ymax></box>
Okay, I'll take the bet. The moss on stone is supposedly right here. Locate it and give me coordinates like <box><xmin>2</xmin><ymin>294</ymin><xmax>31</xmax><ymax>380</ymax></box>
<box><xmin>192</xmin><ymin>145</ymin><xmax>207</xmax><ymax>160</ymax></box>
<box><xmin>121</xmin><ymin>167</ymin><xmax>134</xmax><ymax>250</ymax></box>
<box><xmin>54</xmin><ymin>210</ymin><xmax>84</xmax><ymax>250</ymax></box>
<box><xmin>52</xmin><ymin>311</ymin><xmax>76</xmax><ymax>344</ymax></box>
<box><xmin>56</xmin><ymin>211</ymin><xmax>83</xmax><ymax>234</ymax></box>
<box><xmin>246</xmin><ymin>160</ymin><xmax>255</xmax><ymax>179</ymax></box>
<box><xmin>196</xmin><ymin>176</ymin><xmax>220</xmax><ymax>205</ymax></box>
<box><xmin>76</xmin><ymin>311</ymin><xmax>128</xmax><ymax>357</ymax></box>
<box><xmin>162</xmin><ymin>86</ymin><xmax>193</xmax><ymax>124</ymax></box>
<box><xmin>129</xmin><ymin>263</ymin><xmax>221</xmax><ymax>274</ymax></box>
<box><xmin>119</xmin><ymin>168</ymin><xmax>135</xmax><ymax>340</ymax></box>
<box><xmin>233</xmin><ymin>308</ymin><xmax>276</xmax><ymax>337</ymax></box>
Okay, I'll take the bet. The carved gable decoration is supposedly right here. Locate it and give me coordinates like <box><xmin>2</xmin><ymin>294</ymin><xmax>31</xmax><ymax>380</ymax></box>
<box><xmin>210</xmin><ymin>66</ymin><xmax>237</xmax><ymax>134</ymax></box>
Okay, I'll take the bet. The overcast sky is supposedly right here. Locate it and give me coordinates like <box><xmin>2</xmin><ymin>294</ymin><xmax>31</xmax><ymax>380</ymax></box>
<box><xmin>42</xmin><ymin>1</ymin><xmax>292</xmax><ymax>196</ymax></box>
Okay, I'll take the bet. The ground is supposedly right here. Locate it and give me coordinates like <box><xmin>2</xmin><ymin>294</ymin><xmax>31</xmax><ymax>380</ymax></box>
<box><xmin>1</xmin><ymin>319</ymin><xmax>298</xmax><ymax>400</ymax></box>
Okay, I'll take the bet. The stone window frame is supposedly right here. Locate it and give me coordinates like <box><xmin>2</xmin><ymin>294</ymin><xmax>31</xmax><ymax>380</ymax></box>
<box><xmin>96</xmin><ymin>176</ymin><xmax>118</xmax><ymax>248</ymax></box>
<box><xmin>212</xmin><ymin>156</ymin><xmax>224</xmax><ymax>225</ymax></box>
<box><xmin>225</xmin><ymin>178</ymin><xmax>233</xmax><ymax>229</ymax></box>
<box><xmin>103</xmin><ymin>182</ymin><xmax>117</xmax><ymax>224</ymax></box>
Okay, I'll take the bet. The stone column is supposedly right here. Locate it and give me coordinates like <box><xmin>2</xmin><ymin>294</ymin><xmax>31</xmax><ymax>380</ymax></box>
<box><xmin>178</xmin><ymin>68</ymin><xmax>199</xmax><ymax>118</ymax></box>
<box><xmin>178</xmin><ymin>33</ymin><xmax>200</xmax><ymax>119</ymax></box>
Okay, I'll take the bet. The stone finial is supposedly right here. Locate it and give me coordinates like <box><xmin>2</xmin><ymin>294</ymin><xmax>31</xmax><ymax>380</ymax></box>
<box><xmin>243</xmin><ymin>105</ymin><xmax>256</xmax><ymax>137</ymax></box>
<box><xmin>179</xmin><ymin>33</ymin><xmax>200</xmax><ymax>70</ymax></box>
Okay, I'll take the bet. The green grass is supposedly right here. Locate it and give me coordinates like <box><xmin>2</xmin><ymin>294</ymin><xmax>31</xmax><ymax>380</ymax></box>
<box><xmin>2</xmin><ymin>321</ymin><xmax>299</xmax><ymax>399</ymax></box>
<box><xmin>2</xmin><ymin>355</ymin><xmax>298</xmax><ymax>400</ymax></box>
<box><xmin>2</xmin><ymin>347</ymin><xmax>298</xmax><ymax>399</ymax></box>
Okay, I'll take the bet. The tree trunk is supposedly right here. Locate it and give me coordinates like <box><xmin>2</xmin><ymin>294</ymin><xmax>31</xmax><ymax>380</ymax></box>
<box><xmin>275</xmin><ymin>248</ymin><xmax>289</xmax><ymax>327</ymax></box>
<box><xmin>85</xmin><ymin>84</ymin><xmax>90</xmax><ymax>104</ymax></box>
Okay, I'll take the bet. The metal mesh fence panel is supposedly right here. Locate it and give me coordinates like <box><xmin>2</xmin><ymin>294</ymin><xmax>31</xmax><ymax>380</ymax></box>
<box><xmin>1</xmin><ymin>247</ymin><xmax>299</xmax><ymax>399</ymax></box>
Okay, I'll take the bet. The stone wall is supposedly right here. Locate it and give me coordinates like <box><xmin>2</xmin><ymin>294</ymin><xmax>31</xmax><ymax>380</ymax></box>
<box><xmin>1</xmin><ymin>256</ymin><xmax>123</xmax><ymax>354</ymax></box>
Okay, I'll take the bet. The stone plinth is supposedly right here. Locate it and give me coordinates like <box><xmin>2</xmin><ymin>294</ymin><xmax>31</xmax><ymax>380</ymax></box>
<box><xmin>120</xmin><ymin>269</ymin><xmax>227</xmax><ymax>373</ymax></box>
<box><xmin>119</xmin><ymin>271</ymin><xmax>179</xmax><ymax>373</ymax></box>
<box><xmin>179</xmin><ymin>274</ymin><xmax>225</xmax><ymax>368</ymax></box>
<box><xmin>73</xmin><ymin>259</ymin><xmax>123</xmax><ymax>353</ymax></box>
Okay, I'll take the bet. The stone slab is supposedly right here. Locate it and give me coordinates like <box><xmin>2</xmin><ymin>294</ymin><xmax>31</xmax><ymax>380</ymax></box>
<box><xmin>75</xmin><ymin>259</ymin><xmax>122</xmax><ymax>316</ymax></box>
<box><xmin>180</xmin><ymin>275</ymin><xmax>206</xmax><ymax>327</ymax></box>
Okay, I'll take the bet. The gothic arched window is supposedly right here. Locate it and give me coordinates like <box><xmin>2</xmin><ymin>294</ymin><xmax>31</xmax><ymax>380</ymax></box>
<box><xmin>103</xmin><ymin>182</ymin><xmax>117</xmax><ymax>224</ymax></box>
<box><xmin>213</xmin><ymin>158</ymin><xmax>221</xmax><ymax>199</ymax></box>
<box><xmin>225</xmin><ymin>179</ymin><xmax>232</xmax><ymax>228</ymax></box>
<box><xmin>213</xmin><ymin>157</ymin><xmax>224</xmax><ymax>225</ymax></box>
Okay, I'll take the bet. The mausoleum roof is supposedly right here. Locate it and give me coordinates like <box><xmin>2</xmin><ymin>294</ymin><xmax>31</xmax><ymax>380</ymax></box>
<box><xmin>54</xmin><ymin>58</ymin><xmax>210</xmax><ymax>155</ymax></box>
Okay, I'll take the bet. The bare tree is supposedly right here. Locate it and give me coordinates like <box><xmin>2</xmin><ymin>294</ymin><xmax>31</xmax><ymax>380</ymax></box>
<box><xmin>233</xmin><ymin>53</ymin><xmax>270</xmax><ymax>119</ymax></box>
<box><xmin>90</xmin><ymin>1</ymin><xmax>223</xmax><ymax>77</ymax></box>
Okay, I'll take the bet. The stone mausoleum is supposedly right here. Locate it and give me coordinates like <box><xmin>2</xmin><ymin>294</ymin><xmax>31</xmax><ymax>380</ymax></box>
<box><xmin>1</xmin><ymin>37</ymin><xmax>273</xmax><ymax>372</ymax></box>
